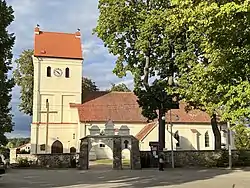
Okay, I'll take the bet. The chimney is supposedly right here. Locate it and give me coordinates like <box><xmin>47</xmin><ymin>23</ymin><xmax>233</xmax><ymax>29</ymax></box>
<box><xmin>75</xmin><ymin>28</ymin><xmax>81</xmax><ymax>38</ymax></box>
<box><xmin>35</xmin><ymin>24</ymin><xmax>40</xmax><ymax>35</ymax></box>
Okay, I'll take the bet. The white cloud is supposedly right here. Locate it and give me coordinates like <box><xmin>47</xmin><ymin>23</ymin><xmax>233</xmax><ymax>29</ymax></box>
<box><xmin>6</xmin><ymin>0</ymin><xmax>134</xmax><ymax>137</ymax></box>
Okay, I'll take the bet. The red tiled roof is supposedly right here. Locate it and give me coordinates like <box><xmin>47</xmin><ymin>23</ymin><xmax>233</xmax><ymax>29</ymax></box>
<box><xmin>70</xmin><ymin>91</ymin><xmax>211</xmax><ymax>123</ymax></box>
<box><xmin>71</xmin><ymin>91</ymin><xmax>147</xmax><ymax>123</ymax></box>
<box><xmin>34</xmin><ymin>27</ymin><xmax>83</xmax><ymax>60</ymax></box>
<box><xmin>135</xmin><ymin>122</ymin><xmax>157</xmax><ymax>141</ymax></box>
<box><xmin>165</xmin><ymin>102</ymin><xmax>211</xmax><ymax>123</ymax></box>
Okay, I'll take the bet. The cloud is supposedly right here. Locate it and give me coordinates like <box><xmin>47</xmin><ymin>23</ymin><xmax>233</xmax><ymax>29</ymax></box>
<box><xmin>6</xmin><ymin>0</ymin><xmax>134</xmax><ymax>137</ymax></box>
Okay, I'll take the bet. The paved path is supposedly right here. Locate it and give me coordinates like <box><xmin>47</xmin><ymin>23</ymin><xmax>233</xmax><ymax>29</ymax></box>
<box><xmin>0</xmin><ymin>168</ymin><xmax>249</xmax><ymax>188</ymax></box>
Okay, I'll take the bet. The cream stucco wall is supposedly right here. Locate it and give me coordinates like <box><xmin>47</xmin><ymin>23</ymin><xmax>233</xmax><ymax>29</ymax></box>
<box><xmin>31</xmin><ymin>56</ymin><xmax>82</xmax><ymax>154</ymax></box>
<box><xmin>31</xmin><ymin>119</ymin><xmax>231</xmax><ymax>154</ymax></box>
<box><xmin>80</xmin><ymin>122</ymin><xmax>229</xmax><ymax>152</ymax></box>
<box><xmin>30</xmin><ymin>123</ymin><xmax>79</xmax><ymax>154</ymax></box>
<box><xmin>32</xmin><ymin>56</ymin><xmax>82</xmax><ymax>124</ymax></box>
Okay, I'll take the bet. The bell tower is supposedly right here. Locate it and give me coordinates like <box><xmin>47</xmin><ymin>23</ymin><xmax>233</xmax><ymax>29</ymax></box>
<box><xmin>30</xmin><ymin>25</ymin><xmax>83</xmax><ymax>154</ymax></box>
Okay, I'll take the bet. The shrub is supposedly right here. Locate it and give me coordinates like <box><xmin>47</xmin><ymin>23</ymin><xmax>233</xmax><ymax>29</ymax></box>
<box><xmin>17</xmin><ymin>157</ymin><xmax>30</xmax><ymax>167</ymax></box>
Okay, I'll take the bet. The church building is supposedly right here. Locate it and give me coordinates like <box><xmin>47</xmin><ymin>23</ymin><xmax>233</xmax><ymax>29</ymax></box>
<box><xmin>30</xmin><ymin>26</ymin><xmax>232</xmax><ymax>155</ymax></box>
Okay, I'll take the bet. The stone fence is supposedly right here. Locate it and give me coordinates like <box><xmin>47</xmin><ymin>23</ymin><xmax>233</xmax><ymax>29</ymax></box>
<box><xmin>12</xmin><ymin>150</ymin><xmax>250</xmax><ymax>169</ymax></box>
<box><xmin>140</xmin><ymin>150</ymin><xmax>250</xmax><ymax>168</ymax></box>
<box><xmin>14</xmin><ymin>153</ymin><xmax>78</xmax><ymax>168</ymax></box>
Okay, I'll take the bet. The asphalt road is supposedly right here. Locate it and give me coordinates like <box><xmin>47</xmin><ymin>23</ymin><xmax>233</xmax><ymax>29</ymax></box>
<box><xmin>0</xmin><ymin>168</ymin><xmax>249</xmax><ymax>188</ymax></box>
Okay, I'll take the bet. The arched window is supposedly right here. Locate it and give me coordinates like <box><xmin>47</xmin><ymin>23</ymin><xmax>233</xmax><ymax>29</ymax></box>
<box><xmin>174</xmin><ymin>131</ymin><xmax>180</xmax><ymax>147</ymax></box>
<box><xmin>205</xmin><ymin>131</ymin><xmax>209</xmax><ymax>147</ymax></box>
<box><xmin>65</xmin><ymin>67</ymin><xmax>70</xmax><ymax>78</ymax></box>
<box><xmin>47</xmin><ymin>66</ymin><xmax>51</xmax><ymax>77</ymax></box>
<box><xmin>124</xmin><ymin>140</ymin><xmax>129</xmax><ymax>149</ymax></box>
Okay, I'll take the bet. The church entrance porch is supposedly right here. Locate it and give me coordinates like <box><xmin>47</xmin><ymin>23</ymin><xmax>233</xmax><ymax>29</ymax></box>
<box><xmin>79</xmin><ymin>135</ymin><xmax>141</xmax><ymax>170</ymax></box>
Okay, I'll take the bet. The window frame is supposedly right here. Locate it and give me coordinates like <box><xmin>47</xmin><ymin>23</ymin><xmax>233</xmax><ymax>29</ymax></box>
<box><xmin>205</xmin><ymin>131</ymin><xmax>210</xmax><ymax>147</ymax></box>
<box><xmin>47</xmin><ymin>66</ymin><xmax>51</xmax><ymax>77</ymax></box>
<box><xmin>65</xmin><ymin>67</ymin><xmax>70</xmax><ymax>78</ymax></box>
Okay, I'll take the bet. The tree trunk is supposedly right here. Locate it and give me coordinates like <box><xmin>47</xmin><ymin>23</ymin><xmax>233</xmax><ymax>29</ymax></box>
<box><xmin>211</xmin><ymin>113</ymin><xmax>221</xmax><ymax>150</ymax></box>
<box><xmin>158</xmin><ymin>108</ymin><xmax>166</xmax><ymax>151</ymax></box>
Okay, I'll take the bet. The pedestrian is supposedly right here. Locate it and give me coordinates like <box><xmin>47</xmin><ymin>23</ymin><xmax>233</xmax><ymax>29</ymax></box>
<box><xmin>159</xmin><ymin>154</ymin><xmax>164</xmax><ymax>171</ymax></box>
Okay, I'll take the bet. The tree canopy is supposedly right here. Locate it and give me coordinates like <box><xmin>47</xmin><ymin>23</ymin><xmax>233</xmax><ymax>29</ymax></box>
<box><xmin>13</xmin><ymin>49</ymin><xmax>34</xmax><ymax>116</ymax></box>
<box><xmin>6</xmin><ymin>137</ymin><xmax>30</xmax><ymax>148</ymax></box>
<box><xmin>95</xmin><ymin>0</ymin><xmax>250</xmax><ymax>150</ymax></box>
<box><xmin>233</xmin><ymin>124</ymin><xmax>250</xmax><ymax>150</ymax></box>
<box><xmin>0</xmin><ymin>0</ymin><xmax>15</xmax><ymax>145</ymax></box>
<box><xmin>82</xmin><ymin>77</ymin><xmax>99</xmax><ymax>100</ymax></box>
<box><xmin>82</xmin><ymin>77</ymin><xmax>99</xmax><ymax>92</ymax></box>
<box><xmin>95</xmin><ymin>0</ymin><xmax>179</xmax><ymax>120</ymax></box>
<box><xmin>108</xmin><ymin>83</ymin><xmax>131</xmax><ymax>92</ymax></box>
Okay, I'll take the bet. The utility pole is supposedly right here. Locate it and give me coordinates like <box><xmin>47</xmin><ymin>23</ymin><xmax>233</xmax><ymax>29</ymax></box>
<box><xmin>159</xmin><ymin>107</ymin><xmax>166</xmax><ymax>151</ymax></box>
<box><xmin>227</xmin><ymin>121</ymin><xmax>232</xmax><ymax>169</ymax></box>
<box><xmin>170</xmin><ymin>109</ymin><xmax>174</xmax><ymax>168</ymax></box>
<box><xmin>40</xmin><ymin>100</ymin><xmax>57</xmax><ymax>153</ymax></box>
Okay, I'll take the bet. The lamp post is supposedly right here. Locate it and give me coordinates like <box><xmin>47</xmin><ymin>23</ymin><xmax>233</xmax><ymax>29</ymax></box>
<box><xmin>169</xmin><ymin>110</ymin><xmax>174</xmax><ymax>168</ymax></box>
<box><xmin>227</xmin><ymin>121</ymin><xmax>232</xmax><ymax>169</ymax></box>
<box><xmin>162</xmin><ymin>112</ymin><xmax>179</xmax><ymax>169</ymax></box>
<box><xmin>169</xmin><ymin>110</ymin><xmax>179</xmax><ymax>169</ymax></box>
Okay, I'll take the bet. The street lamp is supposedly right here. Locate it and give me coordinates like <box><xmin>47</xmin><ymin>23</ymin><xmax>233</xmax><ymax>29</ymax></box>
<box><xmin>162</xmin><ymin>111</ymin><xmax>179</xmax><ymax>169</ymax></box>
<box><xmin>227</xmin><ymin>121</ymin><xmax>232</xmax><ymax>169</ymax></box>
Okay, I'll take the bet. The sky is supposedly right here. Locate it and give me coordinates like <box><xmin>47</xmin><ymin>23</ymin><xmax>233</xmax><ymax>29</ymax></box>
<box><xmin>5</xmin><ymin>0</ymin><xmax>134</xmax><ymax>138</ymax></box>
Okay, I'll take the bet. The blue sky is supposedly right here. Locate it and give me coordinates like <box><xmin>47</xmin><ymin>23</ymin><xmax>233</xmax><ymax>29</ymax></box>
<box><xmin>5</xmin><ymin>0</ymin><xmax>133</xmax><ymax>138</ymax></box>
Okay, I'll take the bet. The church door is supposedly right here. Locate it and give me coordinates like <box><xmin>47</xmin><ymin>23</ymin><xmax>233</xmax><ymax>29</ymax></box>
<box><xmin>51</xmin><ymin>140</ymin><xmax>63</xmax><ymax>154</ymax></box>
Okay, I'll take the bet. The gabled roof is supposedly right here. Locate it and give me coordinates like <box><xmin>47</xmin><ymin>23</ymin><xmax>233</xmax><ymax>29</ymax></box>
<box><xmin>135</xmin><ymin>122</ymin><xmax>157</xmax><ymax>141</ymax></box>
<box><xmin>71</xmin><ymin>91</ymin><xmax>147</xmax><ymax>123</ymax></box>
<box><xmin>34</xmin><ymin>27</ymin><xmax>83</xmax><ymax>60</ymax></box>
<box><xmin>70</xmin><ymin>91</ymin><xmax>211</xmax><ymax>123</ymax></box>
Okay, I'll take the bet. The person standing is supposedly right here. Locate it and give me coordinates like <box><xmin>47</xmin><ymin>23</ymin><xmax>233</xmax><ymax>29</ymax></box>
<box><xmin>159</xmin><ymin>154</ymin><xmax>165</xmax><ymax>171</ymax></box>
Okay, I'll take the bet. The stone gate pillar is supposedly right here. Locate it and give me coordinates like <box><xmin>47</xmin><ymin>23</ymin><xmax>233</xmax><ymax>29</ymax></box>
<box><xmin>79</xmin><ymin>137</ymin><xmax>89</xmax><ymax>170</ymax></box>
<box><xmin>131</xmin><ymin>136</ymin><xmax>141</xmax><ymax>170</ymax></box>
<box><xmin>113</xmin><ymin>136</ymin><xmax>122</xmax><ymax>170</ymax></box>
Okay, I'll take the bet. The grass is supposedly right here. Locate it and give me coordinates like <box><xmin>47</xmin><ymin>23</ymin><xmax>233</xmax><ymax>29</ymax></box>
<box><xmin>95</xmin><ymin>159</ymin><xmax>131</xmax><ymax>167</ymax></box>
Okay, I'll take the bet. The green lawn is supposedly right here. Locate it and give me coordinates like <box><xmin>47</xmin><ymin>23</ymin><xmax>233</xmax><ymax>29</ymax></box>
<box><xmin>95</xmin><ymin>159</ymin><xmax>130</xmax><ymax>167</ymax></box>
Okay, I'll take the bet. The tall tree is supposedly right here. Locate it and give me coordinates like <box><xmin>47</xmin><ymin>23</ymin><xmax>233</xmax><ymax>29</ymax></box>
<box><xmin>82</xmin><ymin>77</ymin><xmax>99</xmax><ymax>100</ymax></box>
<box><xmin>171</xmin><ymin>0</ymin><xmax>250</xmax><ymax>149</ymax></box>
<box><xmin>95</xmin><ymin>0</ymin><xmax>180</xmax><ymax>150</ymax></box>
<box><xmin>108</xmin><ymin>83</ymin><xmax>131</xmax><ymax>92</ymax></box>
<box><xmin>95</xmin><ymin>0</ymin><xmax>250</xmax><ymax>150</ymax></box>
<box><xmin>0</xmin><ymin>0</ymin><xmax>15</xmax><ymax>145</ymax></box>
<box><xmin>82</xmin><ymin>77</ymin><xmax>99</xmax><ymax>92</ymax></box>
<box><xmin>13</xmin><ymin>49</ymin><xmax>34</xmax><ymax>116</ymax></box>
<box><xmin>233</xmin><ymin>124</ymin><xmax>250</xmax><ymax>150</ymax></box>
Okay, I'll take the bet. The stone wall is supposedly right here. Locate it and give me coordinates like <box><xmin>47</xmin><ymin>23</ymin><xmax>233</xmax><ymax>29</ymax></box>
<box><xmin>140</xmin><ymin>150</ymin><xmax>250</xmax><ymax>168</ymax></box>
<box><xmin>14</xmin><ymin>153</ymin><xmax>79</xmax><ymax>168</ymax></box>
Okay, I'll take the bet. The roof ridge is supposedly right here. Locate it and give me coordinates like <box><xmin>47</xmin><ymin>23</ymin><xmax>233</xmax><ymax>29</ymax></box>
<box><xmin>39</xmin><ymin>31</ymin><xmax>77</xmax><ymax>35</ymax></box>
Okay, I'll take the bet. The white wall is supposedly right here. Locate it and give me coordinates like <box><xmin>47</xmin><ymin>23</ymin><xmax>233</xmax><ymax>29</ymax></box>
<box><xmin>30</xmin><ymin>123</ymin><xmax>78</xmax><ymax>154</ymax></box>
